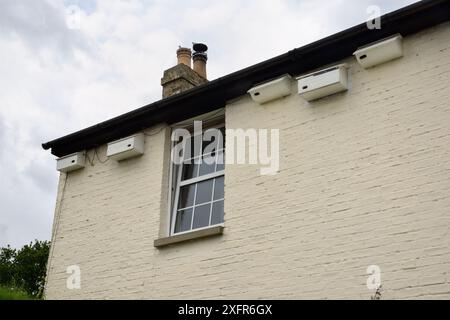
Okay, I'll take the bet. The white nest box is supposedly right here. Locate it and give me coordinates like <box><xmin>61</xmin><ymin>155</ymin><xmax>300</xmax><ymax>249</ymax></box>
<box><xmin>247</xmin><ymin>75</ymin><xmax>292</xmax><ymax>104</ymax></box>
<box><xmin>106</xmin><ymin>133</ymin><xmax>145</xmax><ymax>161</ymax></box>
<box><xmin>56</xmin><ymin>152</ymin><xmax>85</xmax><ymax>172</ymax></box>
<box><xmin>353</xmin><ymin>34</ymin><xmax>403</xmax><ymax>69</ymax></box>
<box><xmin>297</xmin><ymin>65</ymin><xmax>348</xmax><ymax>101</ymax></box>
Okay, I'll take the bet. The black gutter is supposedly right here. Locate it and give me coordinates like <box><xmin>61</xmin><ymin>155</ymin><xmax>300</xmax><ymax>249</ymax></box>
<box><xmin>43</xmin><ymin>0</ymin><xmax>450</xmax><ymax>157</ymax></box>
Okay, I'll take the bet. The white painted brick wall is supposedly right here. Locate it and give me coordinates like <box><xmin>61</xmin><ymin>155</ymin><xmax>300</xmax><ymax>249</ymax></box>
<box><xmin>45</xmin><ymin>22</ymin><xmax>450</xmax><ymax>299</ymax></box>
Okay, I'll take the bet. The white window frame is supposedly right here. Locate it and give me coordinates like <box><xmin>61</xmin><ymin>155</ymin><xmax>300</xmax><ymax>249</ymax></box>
<box><xmin>169</xmin><ymin>123</ymin><xmax>225</xmax><ymax>236</ymax></box>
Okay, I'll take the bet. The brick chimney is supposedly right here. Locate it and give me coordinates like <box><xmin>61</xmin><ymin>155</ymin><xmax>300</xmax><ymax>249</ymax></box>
<box><xmin>161</xmin><ymin>45</ymin><xmax>208</xmax><ymax>98</ymax></box>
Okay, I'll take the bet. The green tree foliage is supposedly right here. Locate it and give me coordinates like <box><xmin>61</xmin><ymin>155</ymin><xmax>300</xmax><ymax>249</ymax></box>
<box><xmin>0</xmin><ymin>240</ymin><xmax>50</xmax><ymax>299</ymax></box>
<box><xmin>0</xmin><ymin>245</ymin><xmax>16</xmax><ymax>285</ymax></box>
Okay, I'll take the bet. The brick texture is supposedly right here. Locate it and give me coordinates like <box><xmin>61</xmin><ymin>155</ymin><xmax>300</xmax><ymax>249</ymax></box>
<box><xmin>45</xmin><ymin>22</ymin><xmax>450</xmax><ymax>299</ymax></box>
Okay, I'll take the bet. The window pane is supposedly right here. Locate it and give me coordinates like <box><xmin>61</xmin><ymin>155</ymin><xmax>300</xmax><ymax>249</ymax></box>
<box><xmin>192</xmin><ymin>203</ymin><xmax>211</xmax><ymax>229</ymax></box>
<box><xmin>178</xmin><ymin>184</ymin><xmax>195</xmax><ymax>208</ymax></box>
<box><xmin>195</xmin><ymin>179</ymin><xmax>214</xmax><ymax>205</ymax></box>
<box><xmin>174</xmin><ymin>208</ymin><xmax>193</xmax><ymax>233</ymax></box>
<box><xmin>183</xmin><ymin>135</ymin><xmax>193</xmax><ymax>160</ymax></box>
<box><xmin>192</xmin><ymin>134</ymin><xmax>202</xmax><ymax>159</ymax></box>
<box><xmin>182</xmin><ymin>161</ymin><xmax>198</xmax><ymax>180</ymax></box>
<box><xmin>202</xmin><ymin>128</ymin><xmax>223</xmax><ymax>154</ymax></box>
<box><xmin>211</xmin><ymin>200</ymin><xmax>224</xmax><ymax>225</ymax></box>
<box><xmin>198</xmin><ymin>154</ymin><xmax>216</xmax><ymax>176</ymax></box>
<box><xmin>216</xmin><ymin>151</ymin><xmax>224</xmax><ymax>172</ymax></box>
<box><xmin>202</xmin><ymin>133</ymin><xmax>216</xmax><ymax>155</ymax></box>
<box><xmin>213</xmin><ymin>176</ymin><xmax>224</xmax><ymax>200</ymax></box>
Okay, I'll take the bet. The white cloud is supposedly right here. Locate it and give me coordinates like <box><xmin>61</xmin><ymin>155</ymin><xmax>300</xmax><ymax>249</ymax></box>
<box><xmin>0</xmin><ymin>0</ymin><xmax>418</xmax><ymax>248</ymax></box>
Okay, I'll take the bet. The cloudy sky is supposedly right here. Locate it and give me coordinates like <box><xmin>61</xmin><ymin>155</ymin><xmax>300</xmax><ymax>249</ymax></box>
<box><xmin>0</xmin><ymin>0</ymin><xmax>419</xmax><ymax>248</ymax></box>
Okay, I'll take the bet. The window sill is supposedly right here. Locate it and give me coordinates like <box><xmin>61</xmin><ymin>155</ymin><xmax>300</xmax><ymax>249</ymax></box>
<box><xmin>154</xmin><ymin>225</ymin><xmax>224</xmax><ymax>248</ymax></box>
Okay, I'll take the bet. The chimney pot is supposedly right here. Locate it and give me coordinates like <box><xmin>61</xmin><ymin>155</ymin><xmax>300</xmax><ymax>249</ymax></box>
<box><xmin>192</xmin><ymin>43</ymin><xmax>208</xmax><ymax>79</ymax></box>
<box><xmin>176</xmin><ymin>47</ymin><xmax>192</xmax><ymax>68</ymax></box>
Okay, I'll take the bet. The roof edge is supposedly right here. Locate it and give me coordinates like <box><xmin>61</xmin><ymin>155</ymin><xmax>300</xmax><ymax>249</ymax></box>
<box><xmin>43</xmin><ymin>0</ymin><xmax>450</xmax><ymax>157</ymax></box>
